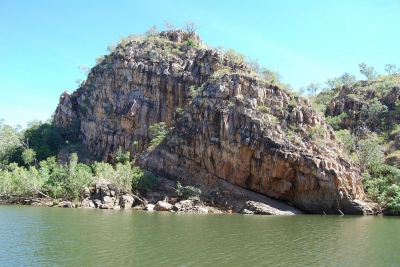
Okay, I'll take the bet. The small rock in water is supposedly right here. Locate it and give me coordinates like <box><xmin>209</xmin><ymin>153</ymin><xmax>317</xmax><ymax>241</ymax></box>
<box><xmin>146</xmin><ymin>204</ymin><xmax>155</xmax><ymax>211</ymax></box>
<box><xmin>58</xmin><ymin>201</ymin><xmax>75</xmax><ymax>208</ymax></box>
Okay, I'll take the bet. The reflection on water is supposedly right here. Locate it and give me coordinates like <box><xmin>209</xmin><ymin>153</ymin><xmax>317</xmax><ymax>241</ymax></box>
<box><xmin>0</xmin><ymin>205</ymin><xmax>399</xmax><ymax>266</ymax></box>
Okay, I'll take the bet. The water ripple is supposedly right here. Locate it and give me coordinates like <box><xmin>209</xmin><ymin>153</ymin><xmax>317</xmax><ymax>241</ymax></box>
<box><xmin>0</xmin><ymin>205</ymin><xmax>399</xmax><ymax>266</ymax></box>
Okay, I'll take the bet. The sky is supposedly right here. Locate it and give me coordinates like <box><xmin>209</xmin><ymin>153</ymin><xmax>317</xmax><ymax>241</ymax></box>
<box><xmin>1</xmin><ymin>0</ymin><xmax>400</xmax><ymax>127</ymax></box>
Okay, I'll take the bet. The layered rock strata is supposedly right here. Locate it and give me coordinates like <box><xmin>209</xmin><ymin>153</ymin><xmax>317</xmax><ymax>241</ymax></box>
<box><xmin>54</xmin><ymin>30</ymin><xmax>366</xmax><ymax>214</ymax></box>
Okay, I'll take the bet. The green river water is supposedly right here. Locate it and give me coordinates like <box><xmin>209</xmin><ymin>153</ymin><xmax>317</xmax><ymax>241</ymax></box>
<box><xmin>0</xmin><ymin>204</ymin><xmax>399</xmax><ymax>266</ymax></box>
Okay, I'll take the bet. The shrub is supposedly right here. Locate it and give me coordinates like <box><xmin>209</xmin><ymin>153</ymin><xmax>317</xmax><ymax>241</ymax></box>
<box><xmin>114</xmin><ymin>146</ymin><xmax>130</xmax><ymax>164</ymax></box>
<box><xmin>361</xmin><ymin>100</ymin><xmax>388</xmax><ymax>130</ymax></box>
<box><xmin>308</xmin><ymin>126</ymin><xmax>325</xmax><ymax>139</ymax></box>
<box><xmin>175</xmin><ymin>181</ymin><xmax>201</xmax><ymax>201</ymax></box>
<box><xmin>186</xmin><ymin>38</ymin><xmax>196</xmax><ymax>47</ymax></box>
<box><xmin>326</xmin><ymin>113</ymin><xmax>348</xmax><ymax>130</ymax></box>
<box><xmin>225</xmin><ymin>49</ymin><xmax>246</xmax><ymax>64</ymax></box>
<box><xmin>148</xmin><ymin>122</ymin><xmax>169</xmax><ymax>146</ymax></box>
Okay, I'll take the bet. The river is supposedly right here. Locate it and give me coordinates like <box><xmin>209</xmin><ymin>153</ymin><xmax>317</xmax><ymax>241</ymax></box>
<box><xmin>0</xmin><ymin>204</ymin><xmax>399</xmax><ymax>266</ymax></box>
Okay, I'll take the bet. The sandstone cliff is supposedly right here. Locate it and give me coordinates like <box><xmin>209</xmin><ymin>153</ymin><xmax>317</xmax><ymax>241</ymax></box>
<box><xmin>54</xmin><ymin>30</ymin><xmax>366</xmax><ymax>214</ymax></box>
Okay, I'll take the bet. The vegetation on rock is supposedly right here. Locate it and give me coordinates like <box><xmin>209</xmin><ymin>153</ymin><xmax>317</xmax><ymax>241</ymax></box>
<box><xmin>311</xmin><ymin>66</ymin><xmax>400</xmax><ymax>214</ymax></box>
<box><xmin>3</xmin><ymin>24</ymin><xmax>400</xmax><ymax>215</ymax></box>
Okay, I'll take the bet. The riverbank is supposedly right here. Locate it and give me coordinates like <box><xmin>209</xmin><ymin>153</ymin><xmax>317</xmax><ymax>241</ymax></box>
<box><xmin>1</xmin><ymin>176</ymin><xmax>305</xmax><ymax>215</ymax></box>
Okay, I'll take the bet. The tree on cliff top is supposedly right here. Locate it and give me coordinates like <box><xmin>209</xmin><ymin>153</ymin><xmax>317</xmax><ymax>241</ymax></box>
<box><xmin>359</xmin><ymin>62</ymin><xmax>378</xmax><ymax>81</ymax></box>
<box><xmin>183</xmin><ymin>21</ymin><xmax>200</xmax><ymax>37</ymax></box>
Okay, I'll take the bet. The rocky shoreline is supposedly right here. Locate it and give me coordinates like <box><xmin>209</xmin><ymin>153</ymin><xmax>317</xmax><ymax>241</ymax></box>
<box><xmin>0</xmin><ymin>177</ymin><xmax>305</xmax><ymax>215</ymax></box>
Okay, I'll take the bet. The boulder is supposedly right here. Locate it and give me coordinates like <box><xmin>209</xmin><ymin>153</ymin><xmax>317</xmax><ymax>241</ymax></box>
<box><xmin>119</xmin><ymin>194</ymin><xmax>134</xmax><ymax>209</ymax></box>
<box><xmin>80</xmin><ymin>186</ymin><xmax>91</xmax><ymax>199</ymax></box>
<box><xmin>172</xmin><ymin>200</ymin><xmax>194</xmax><ymax>212</ymax></box>
<box><xmin>155</xmin><ymin>201</ymin><xmax>173</xmax><ymax>211</ymax></box>
<box><xmin>92</xmin><ymin>199</ymin><xmax>102</xmax><ymax>208</ymax></box>
<box><xmin>81</xmin><ymin>199</ymin><xmax>95</xmax><ymax>208</ymax></box>
<box><xmin>243</xmin><ymin>201</ymin><xmax>295</xmax><ymax>215</ymax></box>
<box><xmin>99</xmin><ymin>204</ymin><xmax>110</xmax><ymax>209</ymax></box>
<box><xmin>58</xmin><ymin>201</ymin><xmax>75</xmax><ymax>208</ymax></box>
<box><xmin>99</xmin><ymin>185</ymin><xmax>110</xmax><ymax>198</ymax></box>
<box><xmin>102</xmin><ymin>196</ymin><xmax>115</xmax><ymax>207</ymax></box>
<box><xmin>146</xmin><ymin>204</ymin><xmax>155</xmax><ymax>211</ymax></box>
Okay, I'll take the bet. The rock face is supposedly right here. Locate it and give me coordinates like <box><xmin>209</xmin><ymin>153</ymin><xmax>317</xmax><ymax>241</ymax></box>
<box><xmin>54</xmin><ymin>30</ymin><xmax>366</xmax><ymax>214</ymax></box>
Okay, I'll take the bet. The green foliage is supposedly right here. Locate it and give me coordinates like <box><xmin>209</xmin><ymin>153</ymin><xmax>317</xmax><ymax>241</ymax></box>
<box><xmin>175</xmin><ymin>181</ymin><xmax>201</xmax><ymax>201</ymax></box>
<box><xmin>325</xmin><ymin>77</ymin><xmax>342</xmax><ymax>90</ymax></box>
<box><xmin>128</xmin><ymin>166</ymin><xmax>158</xmax><ymax>191</ymax></box>
<box><xmin>260</xmin><ymin>68</ymin><xmax>282</xmax><ymax>83</ymax></box>
<box><xmin>22</xmin><ymin>148</ymin><xmax>36</xmax><ymax>166</ymax></box>
<box><xmin>384</xmin><ymin>64</ymin><xmax>398</xmax><ymax>75</ymax></box>
<box><xmin>148</xmin><ymin>122</ymin><xmax>169</xmax><ymax>146</ymax></box>
<box><xmin>1</xmin><ymin>120</ymin><xmax>63</xmax><ymax>167</ymax></box>
<box><xmin>92</xmin><ymin>161</ymin><xmax>135</xmax><ymax>193</ymax></box>
<box><xmin>189</xmin><ymin>85</ymin><xmax>202</xmax><ymax>98</ymax></box>
<box><xmin>22</xmin><ymin>120</ymin><xmax>63</xmax><ymax>163</ymax></box>
<box><xmin>310</xmin><ymin>87</ymin><xmax>339</xmax><ymax>114</ymax></box>
<box><xmin>363</xmin><ymin>164</ymin><xmax>400</xmax><ymax>214</ymax></box>
<box><xmin>0</xmin><ymin>150</ymin><xmax>156</xmax><ymax>200</ymax></box>
<box><xmin>336</xmin><ymin>129</ymin><xmax>355</xmax><ymax>154</ymax></box>
<box><xmin>246</xmin><ymin>57</ymin><xmax>261</xmax><ymax>73</ymax></box>
<box><xmin>226</xmin><ymin>100</ymin><xmax>235</xmax><ymax>107</ymax></box>
<box><xmin>361</xmin><ymin>99</ymin><xmax>388</xmax><ymax>130</ymax></box>
<box><xmin>339</xmin><ymin>72</ymin><xmax>356</xmax><ymax>85</ymax></box>
<box><xmin>308</xmin><ymin>126</ymin><xmax>325</xmax><ymax>139</ymax></box>
<box><xmin>225</xmin><ymin>49</ymin><xmax>246</xmax><ymax>64</ymax></box>
<box><xmin>137</xmin><ymin>171</ymin><xmax>158</xmax><ymax>191</ymax></box>
<box><xmin>258</xmin><ymin>105</ymin><xmax>269</xmax><ymax>113</ymax></box>
<box><xmin>145</xmin><ymin>25</ymin><xmax>158</xmax><ymax>38</ymax></box>
<box><xmin>359</xmin><ymin>62</ymin><xmax>378</xmax><ymax>81</ymax></box>
<box><xmin>356</xmin><ymin>133</ymin><xmax>384</xmax><ymax>173</ymax></box>
<box><xmin>306</xmin><ymin>82</ymin><xmax>321</xmax><ymax>96</ymax></box>
<box><xmin>114</xmin><ymin>146</ymin><xmax>130</xmax><ymax>164</ymax></box>
<box><xmin>377</xmin><ymin>80</ymin><xmax>394</xmax><ymax>99</ymax></box>
<box><xmin>0</xmin><ymin>120</ymin><xmax>21</xmax><ymax>166</ymax></box>
<box><xmin>175</xmin><ymin>107</ymin><xmax>185</xmax><ymax>118</ymax></box>
<box><xmin>326</xmin><ymin>113</ymin><xmax>348</xmax><ymax>130</ymax></box>
<box><xmin>186</xmin><ymin>38</ymin><xmax>196</xmax><ymax>47</ymax></box>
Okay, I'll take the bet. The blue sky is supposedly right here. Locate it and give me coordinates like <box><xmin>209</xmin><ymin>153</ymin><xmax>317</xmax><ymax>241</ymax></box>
<box><xmin>1</xmin><ymin>0</ymin><xmax>400</xmax><ymax>127</ymax></box>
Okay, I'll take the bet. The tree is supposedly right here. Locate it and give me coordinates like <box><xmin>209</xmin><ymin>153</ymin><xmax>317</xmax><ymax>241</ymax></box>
<box><xmin>78</xmin><ymin>65</ymin><xmax>90</xmax><ymax>76</ymax></box>
<box><xmin>384</xmin><ymin>64</ymin><xmax>398</xmax><ymax>75</ymax></box>
<box><xmin>339</xmin><ymin>72</ymin><xmax>356</xmax><ymax>86</ymax></box>
<box><xmin>355</xmin><ymin>133</ymin><xmax>383</xmax><ymax>173</ymax></box>
<box><xmin>247</xmin><ymin>57</ymin><xmax>261</xmax><ymax>73</ymax></box>
<box><xmin>164</xmin><ymin>20</ymin><xmax>176</xmax><ymax>31</ymax></box>
<box><xmin>183</xmin><ymin>21</ymin><xmax>200</xmax><ymax>37</ymax></box>
<box><xmin>260</xmin><ymin>68</ymin><xmax>282</xmax><ymax>83</ymax></box>
<box><xmin>0</xmin><ymin>120</ymin><xmax>21</xmax><ymax>166</ymax></box>
<box><xmin>145</xmin><ymin>25</ymin><xmax>158</xmax><ymax>39</ymax></box>
<box><xmin>225</xmin><ymin>49</ymin><xmax>246</xmax><ymax>64</ymax></box>
<box><xmin>22</xmin><ymin>121</ymin><xmax>63</xmax><ymax>162</ymax></box>
<box><xmin>148</xmin><ymin>122</ymin><xmax>169</xmax><ymax>145</ymax></box>
<box><xmin>306</xmin><ymin>82</ymin><xmax>321</xmax><ymax>96</ymax></box>
<box><xmin>325</xmin><ymin>77</ymin><xmax>341</xmax><ymax>90</ymax></box>
<box><xmin>359</xmin><ymin>62</ymin><xmax>377</xmax><ymax>81</ymax></box>
<box><xmin>361</xmin><ymin>100</ymin><xmax>388</xmax><ymax>130</ymax></box>
<box><xmin>114</xmin><ymin>146</ymin><xmax>130</xmax><ymax>164</ymax></box>
<box><xmin>377</xmin><ymin>80</ymin><xmax>394</xmax><ymax>99</ymax></box>
<box><xmin>22</xmin><ymin>148</ymin><xmax>36</xmax><ymax>166</ymax></box>
<box><xmin>336</xmin><ymin>129</ymin><xmax>356</xmax><ymax>154</ymax></box>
